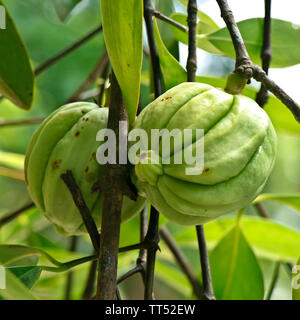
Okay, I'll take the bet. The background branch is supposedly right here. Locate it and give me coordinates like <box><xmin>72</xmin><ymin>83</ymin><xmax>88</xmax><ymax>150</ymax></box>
<box><xmin>216</xmin><ymin>0</ymin><xmax>300</xmax><ymax>122</ymax></box>
<box><xmin>0</xmin><ymin>202</ymin><xmax>34</xmax><ymax>228</ymax></box>
<box><xmin>35</xmin><ymin>26</ymin><xmax>102</xmax><ymax>76</ymax></box>
<box><xmin>160</xmin><ymin>226</ymin><xmax>202</xmax><ymax>299</ymax></box>
<box><xmin>64</xmin><ymin>236</ymin><xmax>78</xmax><ymax>300</ymax></box>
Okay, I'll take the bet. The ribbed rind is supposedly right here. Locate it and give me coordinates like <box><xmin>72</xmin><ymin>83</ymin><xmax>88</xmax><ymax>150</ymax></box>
<box><xmin>133</xmin><ymin>82</ymin><xmax>277</xmax><ymax>225</ymax></box>
<box><xmin>25</xmin><ymin>102</ymin><xmax>145</xmax><ymax>235</ymax></box>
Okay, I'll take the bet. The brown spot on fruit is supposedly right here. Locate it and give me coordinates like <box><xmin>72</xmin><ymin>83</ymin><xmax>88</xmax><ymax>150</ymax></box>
<box><xmin>90</xmin><ymin>152</ymin><xmax>96</xmax><ymax>160</ymax></box>
<box><xmin>81</xmin><ymin>110</ymin><xmax>86</xmax><ymax>114</ymax></box>
<box><xmin>75</xmin><ymin>131</ymin><xmax>80</xmax><ymax>137</ymax></box>
<box><xmin>52</xmin><ymin>160</ymin><xmax>62</xmax><ymax>170</ymax></box>
<box><xmin>204</xmin><ymin>168</ymin><xmax>210</xmax><ymax>173</ymax></box>
<box><xmin>161</xmin><ymin>96</ymin><xmax>172</xmax><ymax>102</ymax></box>
<box><xmin>85</xmin><ymin>166</ymin><xmax>89</xmax><ymax>173</ymax></box>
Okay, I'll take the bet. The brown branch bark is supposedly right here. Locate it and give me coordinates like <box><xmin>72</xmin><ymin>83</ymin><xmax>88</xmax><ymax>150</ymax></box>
<box><xmin>0</xmin><ymin>118</ymin><xmax>44</xmax><ymax>127</ymax></box>
<box><xmin>61</xmin><ymin>170</ymin><xmax>100</xmax><ymax>253</ymax></box>
<box><xmin>196</xmin><ymin>225</ymin><xmax>215</xmax><ymax>300</ymax></box>
<box><xmin>186</xmin><ymin>0</ymin><xmax>198</xmax><ymax>82</ymax></box>
<box><xmin>64</xmin><ymin>236</ymin><xmax>78</xmax><ymax>300</ymax></box>
<box><xmin>256</xmin><ymin>0</ymin><xmax>272</xmax><ymax>107</ymax></box>
<box><xmin>95</xmin><ymin>71</ymin><xmax>134</xmax><ymax>300</ymax></box>
<box><xmin>216</xmin><ymin>0</ymin><xmax>300</xmax><ymax>123</ymax></box>
<box><xmin>143</xmin><ymin>0</ymin><xmax>163</xmax><ymax>301</ymax></box>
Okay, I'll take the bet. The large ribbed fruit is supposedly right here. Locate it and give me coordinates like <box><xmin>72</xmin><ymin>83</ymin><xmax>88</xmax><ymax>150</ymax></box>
<box><xmin>132</xmin><ymin>82</ymin><xmax>277</xmax><ymax>225</ymax></box>
<box><xmin>25</xmin><ymin>102</ymin><xmax>145</xmax><ymax>235</ymax></box>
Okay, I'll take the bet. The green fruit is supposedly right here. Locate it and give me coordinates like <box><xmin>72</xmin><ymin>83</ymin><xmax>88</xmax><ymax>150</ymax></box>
<box><xmin>25</xmin><ymin>102</ymin><xmax>145</xmax><ymax>235</ymax></box>
<box><xmin>132</xmin><ymin>82</ymin><xmax>277</xmax><ymax>225</ymax></box>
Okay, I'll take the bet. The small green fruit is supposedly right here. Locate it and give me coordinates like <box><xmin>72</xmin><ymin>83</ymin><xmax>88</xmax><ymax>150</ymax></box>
<box><xmin>132</xmin><ymin>82</ymin><xmax>277</xmax><ymax>225</ymax></box>
<box><xmin>25</xmin><ymin>102</ymin><xmax>145</xmax><ymax>235</ymax></box>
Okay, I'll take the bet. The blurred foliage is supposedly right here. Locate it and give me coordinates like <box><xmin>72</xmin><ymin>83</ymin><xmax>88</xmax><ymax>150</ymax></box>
<box><xmin>0</xmin><ymin>0</ymin><xmax>299</xmax><ymax>300</ymax></box>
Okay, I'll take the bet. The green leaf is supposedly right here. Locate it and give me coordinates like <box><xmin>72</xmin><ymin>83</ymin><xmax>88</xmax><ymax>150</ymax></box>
<box><xmin>175</xmin><ymin>216</ymin><xmax>300</xmax><ymax>262</ymax></box>
<box><xmin>0</xmin><ymin>151</ymin><xmax>24</xmax><ymax>170</ymax></box>
<box><xmin>101</xmin><ymin>0</ymin><xmax>143</xmax><ymax>125</ymax></box>
<box><xmin>52</xmin><ymin>0</ymin><xmax>82</xmax><ymax>22</ymax></box>
<box><xmin>153</xmin><ymin>18</ymin><xmax>186</xmax><ymax>89</ymax></box>
<box><xmin>8</xmin><ymin>266</ymin><xmax>41</xmax><ymax>289</ymax></box>
<box><xmin>292</xmin><ymin>257</ymin><xmax>300</xmax><ymax>300</ymax></box>
<box><xmin>170</xmin><ymin>13</ymin><xmax>222</xmax><ymax>54</ymax></box>
<box><xmin>0</xmin><ymin>245</ymin><xmax>41</xmax><ymax>266</ymax></box>
<box><xmin>156</xmin><ymin>0</ymin><xmax>179</xmax><ymax>59</ymax></box>
<box><xmin>203</xmin><ymin>18</ymin><xmax>300</xmax><ymax>68</ymax></box>
<box><xmin>210</xmin><ymin>224</ymin><xmax>264</xmax><ymax>300</ymax></box>
<box><xmin>0</xmin><ymin>1</ymin><xmax>34</xmax><ymax>109</ymax></box>
<box><xmin>0</xmin><ymin>269</ymin><xmax>37</xmax><ymax>300</ymax></box>
<box><xmin>254</xmin><ymin>193</ymin><xmax>300</xmax><ymax>212</ymax></box>
<box><xmin>154</xmin><ymin>23</ymin><xmax>300</xmax><ymax>134</ymax></box>
<box><xmin>177</xmin><ymin>0</ymin><xmax>219</xmax><ymax>33</ymax></box>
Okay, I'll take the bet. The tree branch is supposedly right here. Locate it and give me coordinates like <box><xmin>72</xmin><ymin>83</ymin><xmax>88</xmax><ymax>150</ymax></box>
<box><xmin>196</xmin><ymin>225</ymin><xmax>215</xmax><ymax>300</ymax></box>
<box><xmin>256</xmin><ymin>0</ymin><xmax>272</xmax><ymax>107</ymax></box>
<box><xmin>186</xmin><ymin>0</ymin><xmax>198</xmax><ymax>82</ymax></box>
<box><xmin>34</xmin><ymin>26</ymin><xmax>103</xmax><ymax>76</ymax></box>
<box><xmin>216</xmin><ymin>0</ymin><xmax>300</xmax><ymax>123</ymax></box>
<box><xmin>95</xmin><ymin>71</ymin><xmax>132</xmax><ymax>300</ymax></box>
<box><xmin>0</xmin><ymin>117</ymin><xmax>44</xmax><ymax>127</ymax></box>
<box><xmin>160</xmin><ymin>226</ymin><xmax>202</xmax><ymax>299</ymax></box>
<box><xmin>144</xmin><ymin>0</ymin><xmax>163</xmax><ymax>98</ymax></box>
<box><xmin>143</xmin><ymin>0</ymin><xmax>163</xmax><ymax>301</ymax></box>
<box><xmin>0</xmin><ymin>202</ymin><xmax>34</xmax><ymax>228</ymax></box>
<box><xmin>82</xmin><ymin>259</ymin><xmax>97</xmax><ymax>300</ymax></box>
<box><xmin>61</xmin><ymin>170</ymin><xmax>100</xmax><ymax>253</ymax></box>
<box><xmin>152</xmin><ymin>9</ymin><xmax>188</xmax><ymax>33</ymax></box>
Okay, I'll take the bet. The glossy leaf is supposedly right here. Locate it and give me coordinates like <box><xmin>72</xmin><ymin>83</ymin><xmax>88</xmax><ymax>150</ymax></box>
<box><xmin>292</xmin><ymin>257</ymin><xmax>300</xmax><ymax>300</ymax></box>
<box><xmin>254</xmin><ymin>193</ymin><xmax>300</xmax><ymax>212</ymax></box>
<box><xmin>0</xmin><ymin>269</ymin><xmax>37</xmax><ymax>300</ymax></box>
<box><xmin>52</xmin><ymin>0</ymin><xmax>82</xmax><ymax>22</ymax></box>
<box><xmin>8</xmin><ymin>266</ymin><xmax>41</xmax><ymax>289</ymax></box>
<box><xmin>153</xmin><ymin>22</ymin><xmax>300</xmax><ymax>134</ymax></box>
<box><xmin>101</xmin><ymin>0</ymin><xmax>143</xmax><ymax>125</ymax></box>
<box><xmin>0</xmin><ymin>245</ymin><xmax>41</xmax><ymax>266</ymax></box>
<box><xmin>210</xmin><ymin>224</ymin><xmax>264</xmax><ymax>300</ymax></box>
<box><xmin>156</xmin><ymin>0</ymin><xmax>179</xmax><ymax>59</ymax></box>
<box><xmin>0</xmin><ymin>1</ymin><xmax>34</xmax><ymax>109</ymax></box>
<box><xmin>175</xmin><ymin>216</ymin><xmax>300</xmax><ymax>262</ymax></box>
<box><xmin>0</xmin><ymin>151</ymin><xmax>24</xmax><ymax>170</ymax></box>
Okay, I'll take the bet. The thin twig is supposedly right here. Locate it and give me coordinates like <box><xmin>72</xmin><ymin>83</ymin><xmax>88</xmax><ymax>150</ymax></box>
<box><xmin>0</xmin><ymin>118</ymin><xmax>44</xmax><ymax>127</ymax></box>
<box><xmin>117</xmin><ymin>265</ymin><xmax>143</xmax><ymax>284</ymax></box>
<box><xmin>160</xmin><ymin>226</ymin><xmax>202</xmax><ymax>299</ymax></box>
<box><xmin>256</xmin><ymin>0</ymin><xmax>272</xmax><ymax>107</ymax></box>
<box><xmin>196</xmin><ymin>225</ymin><xmax>215</xmax><ymax>300</ymax></box>
<box><xmin>34</xmin><ymin>26</ymin><xmax>103</xmax><ymax>76</ymax></box>
<box><xmin>152</xmin><ymin>9</ymin><xmax>188</xmax><ymax>33</ymax></box>
<box><xmin>0</xmin><ymin>202</ymin><xmax>34</xmax><ymax>228</ymax></box>
<box><xmin>61</xmin><ymin>170</ymin><xmax>100</xmax><ymax>253</ymax></box>
<box><xmin>68</xmin><ymin>51</ymin><xmax>109</xmax><ymax>102</ymax></box>
<box><xmin>265</xmin><ymin>261</ymin><xmax>280</xmax><ymax>300</ymax></box>
<box><xmin>216</xmin><ymin>0</ymin><xmax>300</xmax><ymax>123</ymax></box>
<box><xmin>144</xmin><ymin>0</ymin><xmax>163</xmax><ymax>98</ymax></box>
<box><xmin>186</xmin><ymin>0</ymin><xmax>198</xmax><ymax>82</ymax></box>
<box><xmin>143</xmin><ymin>0</ymin><xmax>164</xmax><ymax>301</ymax></box>
<box><xmin>64</xmin><ymin>236</ymin><xmax>78</xmax><ymax>300</ymax></box>
<box><xmin>255</xmin><ymin>202</ymin><xmax>270</xmax><ymax>219</ymax></box>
